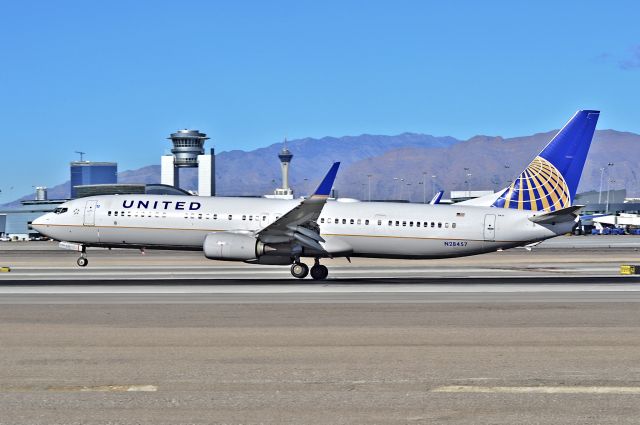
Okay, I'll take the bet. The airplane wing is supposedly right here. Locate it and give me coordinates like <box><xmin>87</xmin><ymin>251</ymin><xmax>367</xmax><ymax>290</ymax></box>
<box><xmin>528</xmin><ymin>205</ymin><xmax>583</xmax><ymax>224</ymax></box>
<box><xmin>256</xmin><ymin>162</ymin><xmax>340</xmax><ymax>252</ymax></box>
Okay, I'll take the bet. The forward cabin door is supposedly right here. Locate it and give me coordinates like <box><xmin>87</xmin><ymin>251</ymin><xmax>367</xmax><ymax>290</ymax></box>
<box><xmin>483</xmin><ymin>214</ymin><xmax>496</xmax><ymax>241</ymax></box>
<box><xmin>83</xmin><ymin>200</ymin><xmax>97</xmax><ymax>226</ymax></box>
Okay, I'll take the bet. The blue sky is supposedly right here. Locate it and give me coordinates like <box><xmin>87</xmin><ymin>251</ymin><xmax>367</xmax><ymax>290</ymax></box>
<box><xmin>1</xmin><ymin>0</ymin><xmax>639</xmax><ymax>202</ymax></box>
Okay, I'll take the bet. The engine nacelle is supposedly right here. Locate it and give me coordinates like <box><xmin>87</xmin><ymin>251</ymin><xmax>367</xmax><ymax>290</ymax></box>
<box><xmin>203</xmin><ymin>232</ymin><xmax>263</xmax><ymax>261</ymax></box>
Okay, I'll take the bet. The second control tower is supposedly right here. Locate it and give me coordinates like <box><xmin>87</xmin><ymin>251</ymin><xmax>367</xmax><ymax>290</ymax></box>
<box><xmin>160</xmin><ymin>129</ymin><xmax>215</xmax><ymax>196</ymax></box>
<box><xmin>272</xmin><ymin>140</ymin><xmax>294</xmax><ymax>199</ymax></box>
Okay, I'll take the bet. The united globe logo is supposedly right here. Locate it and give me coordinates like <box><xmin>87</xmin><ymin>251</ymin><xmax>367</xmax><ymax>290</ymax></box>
<box><xmin>493</xmin><ymin>156</ymin><xmax>570</xmax><ymax>212</ymax></box>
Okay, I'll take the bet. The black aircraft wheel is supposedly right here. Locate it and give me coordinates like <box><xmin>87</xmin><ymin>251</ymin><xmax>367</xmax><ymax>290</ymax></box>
<box><xmin>77</xmin><ymin>257</ymin><xmax>88</xmax><ymax>267</ymax></box>
<box><xmin>291</xmin><ymin>262</ymin><xmax>309</xmax><ymax>279</ymax></box>
<box><xmin>310</xmin><ymin>264</ymin><xmax>328</xmax><ymax>281</ymax></box>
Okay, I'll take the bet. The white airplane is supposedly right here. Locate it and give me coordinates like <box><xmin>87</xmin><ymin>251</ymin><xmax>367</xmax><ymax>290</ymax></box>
<box><xmin>32</xmin><ymin>110</ymin><xmax>600</xmax><ymax>280</ymax></box>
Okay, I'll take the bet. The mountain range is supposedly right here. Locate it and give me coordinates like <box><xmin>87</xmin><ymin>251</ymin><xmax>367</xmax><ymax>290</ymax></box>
<box><xmin>4</xmin><ymin>129</ymin><xmax>638</xmax><ymax>206</ymax></box>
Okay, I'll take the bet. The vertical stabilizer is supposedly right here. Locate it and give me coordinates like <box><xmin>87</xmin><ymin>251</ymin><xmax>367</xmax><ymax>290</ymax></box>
<box><xmin>491</xmin><ymin>110</ymin><xmax>599</xmax><ymax>212</ymax></box>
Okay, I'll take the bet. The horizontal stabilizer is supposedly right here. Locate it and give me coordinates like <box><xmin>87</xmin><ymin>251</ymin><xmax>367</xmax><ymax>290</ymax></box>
<box><xmin>528</xmin><ymin>205</ymin><xmax>583</xmax><ymax>224</ymax></box>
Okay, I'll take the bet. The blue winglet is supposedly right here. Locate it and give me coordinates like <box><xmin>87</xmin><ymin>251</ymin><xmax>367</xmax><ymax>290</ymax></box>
<box><xmin>430</xmin><ymin>190</ymin><xmax>444</xmax><ymax>205</ymax></box>
<box><xmin>313</xmin><ymin>162</ymin><xmax>340</xmax><ymax>197</ymax></box>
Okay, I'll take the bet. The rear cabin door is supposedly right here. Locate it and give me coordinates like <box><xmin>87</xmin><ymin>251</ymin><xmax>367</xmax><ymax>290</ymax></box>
<box><xmin>483</xmin><ymin>214</ymin><xmax>496</xmax><ymax>241</ymax></box>
<box><xmin>83</xmin><ymin>200</ymin><xmax>97</xmax><ymax>226</ymax></box>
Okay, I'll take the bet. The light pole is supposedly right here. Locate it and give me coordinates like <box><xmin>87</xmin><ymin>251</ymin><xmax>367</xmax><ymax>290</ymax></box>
<box><xmin>464</xmin><ymin>168</ymin><xmax>471</xmax><ymax>197</ymax></box>
<box><xmin>606</xmin><ymin>178</ymin><xmax>616</xmax><ymax>214</ymax></box>
<box><xmin>362</xmin><ymin>183</ymin><xmax>366</xmax><ymax>201</ymax></box>
<box><xmin>431</xmin><ymin>175</ymin><xmax>437</xmax><ymax>197</ymax></box>
<box><xmin>421</xmin><ymin>172</ymin><xmax>427</xmax><ymax>203</ymax></box>
<box><xmin>367</xmin><ymin>174</ymin><xmax>372</xmax><ymax>201</ymax></box>
<box><xmin>393</xmin><ymin>177</ymin><xmax>399</xmax><ymax>199</ymax></box>
<box><xmin>605</xmin><ymin>163</ymin><xmax>614</xmax><ymax>212</ymax></box>
<box><xmin>598</xmin><ymin>167</ymin><xmax>605</xmax><ymax>203</ymax></box>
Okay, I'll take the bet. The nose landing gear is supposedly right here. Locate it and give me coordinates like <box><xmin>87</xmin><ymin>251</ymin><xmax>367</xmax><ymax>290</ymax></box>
<box><xmin>77</xmin><ymin>245</ymin><xmax>88</xmax><ymax>267</ymax></box>
<box><xmin>76</xmin><ymin>254</ymin><xmax>88</xmax><ymax>267</ymax></box>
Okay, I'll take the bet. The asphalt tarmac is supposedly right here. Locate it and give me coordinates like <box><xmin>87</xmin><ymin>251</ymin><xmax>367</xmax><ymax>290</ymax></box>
<box><xmin>0</xmin><ymin>237</ymin><xmax>639</xmax><ymax>424</ymax></box>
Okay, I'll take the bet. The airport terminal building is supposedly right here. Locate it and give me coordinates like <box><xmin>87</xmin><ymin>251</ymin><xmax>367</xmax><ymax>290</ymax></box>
<box><xmin>70</xmin><ymin>161</ymin><xmax>117</xmax><ymax>198</ymax></box>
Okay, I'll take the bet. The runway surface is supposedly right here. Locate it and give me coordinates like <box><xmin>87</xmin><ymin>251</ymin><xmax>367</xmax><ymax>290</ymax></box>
<box><xmin>1</xmin><ymin>237</ymin><xmax>640</xmax><ymax>424</ymax></box>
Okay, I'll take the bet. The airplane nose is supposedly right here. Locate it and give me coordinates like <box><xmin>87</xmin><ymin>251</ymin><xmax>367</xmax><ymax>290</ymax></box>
<box><xmin>30</xmin><ymin>214</ymin><xmax>48</xmax><ymax>231</ymax></box>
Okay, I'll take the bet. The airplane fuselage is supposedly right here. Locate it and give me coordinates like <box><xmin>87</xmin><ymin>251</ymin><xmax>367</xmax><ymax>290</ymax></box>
<box><xmin>33</xmin><ymin>194</ymin><xmax>571</xmax><ymax>260</ymax></box>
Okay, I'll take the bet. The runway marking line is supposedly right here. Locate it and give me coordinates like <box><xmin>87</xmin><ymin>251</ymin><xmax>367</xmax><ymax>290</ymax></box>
<box><xmin>47</xmin><ymin>385</ymin><xmax>158</xmax><ymax>392</ymax></box>
<box><xmin>0</xmin><ymin>385</ymin><xmax>158</xmax><ymax>393</ymax></box>
<box><xmin>432</xmin><ymin>385</ymin><xmax>640</xmax><ymax>394</ymax></box>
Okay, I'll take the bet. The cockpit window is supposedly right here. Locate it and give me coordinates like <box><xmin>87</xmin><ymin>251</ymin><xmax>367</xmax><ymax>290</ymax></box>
<box><xmin>53</xmin><ymin>207</ymin><xmax>68</xmax><ymax>214</ymax></box>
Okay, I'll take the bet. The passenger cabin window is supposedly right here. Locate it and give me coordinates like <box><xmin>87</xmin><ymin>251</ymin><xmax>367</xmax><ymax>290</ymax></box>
<box><xmin>213</xmin><ymin>214</ymin><xmax>217</xmax><ymax>220</ymax></box>
<box><xmin>431</xmin><ymin>222</ymin><xmax>435</xmax><ymax>228</ymax></box>
<box><xmin>350</xmin><ymin>219</ymin><xmax>354</xmax><ymax>224</ymax></box>
<box><xmin>342</xmin><ymin>219</ymin><xmax>346</xmax><ymax>224</ymax></box>
<box><xmin>242</xmin><ymin>215</ymin><xmax>246</xmax><ymax>221</ymax></box>
<box><xmin>378</xmin><ymin>220</ymin><xmax>382</xmax><ymax>225</ymax></box>
<box><xmin>438</xmin><ymin>222</ymin><xmax>442</xmax><ymax>228</ymax></box>
<box><xmin>445</xmin><ymin>223</ymin><xmax>449</xmax><ymax>228</ymax></box>
<box><xmin>335</xmin><ymin>219</ymin><xmax>339</xmax><ymax>224</ymax></box>
<box><xmin>365</xmin><ymin>219</ymin><xmax>369</xmax><ymax>225</ymax></box>
<box><xmin>320</xmin><ymin>218</ymin><xmax>325</xmax><ymax>223</ymax></box>
<box><xmin>108</xmin><ymin>211</ymin><xmax>112</xmax><ymax>216</ymax></box>
<box><xmin>416</xmin><ymin>222</ymin><xmax>420</xmax><ymax>227</ymax></box>
<box><xmin>228</xmin><ymin>215</ymin><xmax>233</xmax><ymax>220</ymax></box>
<box><xmin>452</xmin><ymin>223</ymin><xmax>456</xmax><ymax>228</ymax></box>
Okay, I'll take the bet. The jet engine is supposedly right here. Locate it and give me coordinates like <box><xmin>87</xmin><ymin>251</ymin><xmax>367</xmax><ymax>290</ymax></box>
<box><xmin>203</xmin><ymin>232</ymin><xmax>264</xmax><ymax>261</ymax></box>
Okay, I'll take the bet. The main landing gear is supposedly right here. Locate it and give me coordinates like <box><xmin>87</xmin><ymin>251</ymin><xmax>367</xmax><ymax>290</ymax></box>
<box><xmin>290</xmin><ymin>262</ymin><xmax>309</xmax><ymax>279</ymax></box>
<box><xmin>290</xmin><ymin>258</ymin><xmax>329</xmax><ymax>280</ymax></box>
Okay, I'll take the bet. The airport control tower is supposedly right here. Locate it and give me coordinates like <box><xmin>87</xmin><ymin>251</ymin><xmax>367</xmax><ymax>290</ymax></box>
<box><xmin>160</xmin><ymin>129</ymin><xmax>215</xmax><ymax>196</ymax></box>
<box><xmin>272</xmin><ymin>140</ymin><xmax>294</xmax><ymax>199</ymax></box>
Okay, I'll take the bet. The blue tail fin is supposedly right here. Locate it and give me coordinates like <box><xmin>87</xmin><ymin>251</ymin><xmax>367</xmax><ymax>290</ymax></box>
<box><xmin>492</xmin><ymin>110</ymin><xmax>599</xmax><ymax>212</ymax></box>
